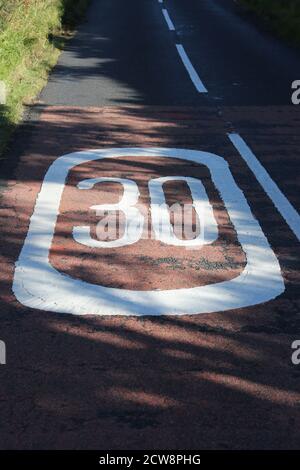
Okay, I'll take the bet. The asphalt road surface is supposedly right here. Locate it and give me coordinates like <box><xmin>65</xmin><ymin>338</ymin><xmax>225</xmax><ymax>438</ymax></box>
<box><xmin>0</xmin><ymin>0</ymin><xmax>300</xmax><ymax>450</ymax></box>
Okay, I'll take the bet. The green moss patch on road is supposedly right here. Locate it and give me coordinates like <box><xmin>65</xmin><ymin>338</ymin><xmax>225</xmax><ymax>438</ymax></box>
<box><xmin>240</xmin><ymin>0</ymin><xmax>300</xmax><ymax>47</ymax></box>
<box><xmin>0</xmin><ymin>0</ymin><xmax>90</xmax><ymax>156</ymax></box>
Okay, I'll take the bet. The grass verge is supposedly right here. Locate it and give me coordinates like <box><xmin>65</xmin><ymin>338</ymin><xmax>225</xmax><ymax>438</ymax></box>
<box><xmin>240</xmin><ymin>0</ymin><xmax>300</xmax><ymax>47</ymax></box>
<box><xmin>0</xmin><ymin>0</ymin><xmax>90</xmax><ymax>157</ymax></box>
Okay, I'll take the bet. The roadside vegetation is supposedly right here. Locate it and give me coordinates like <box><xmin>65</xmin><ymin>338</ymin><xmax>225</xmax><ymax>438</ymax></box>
<box><xmin>240</xmin><ymin>0</ymin><xmax>300</xmax><ymax>47</ymax></box>
<box><xmin>0</xmin><ymin>0</ymin><xmax>90</xmax><ymax>156</ymax></box>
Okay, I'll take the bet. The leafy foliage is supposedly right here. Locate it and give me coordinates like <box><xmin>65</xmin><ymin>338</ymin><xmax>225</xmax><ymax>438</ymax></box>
<box><xmin>241</xmin><ymin>0</ymin><xmax>300</xmax><ymax>46</ymax></box>
<box><xmin>0</xmin><ymin>0</ymin><xmax>90</xmax><ymax>155</ymax></box>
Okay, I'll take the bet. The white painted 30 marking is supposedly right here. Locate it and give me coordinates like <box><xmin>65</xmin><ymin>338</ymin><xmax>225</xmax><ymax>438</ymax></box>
<box><xmin>73</xmin><ymin>175</ymin><xmax>218</xmax><ymax>248</ymax></box>
<box><xmin>13</xmin><ymin>147</ymin><xmax>284</xmax><ymax>316</ymax></box>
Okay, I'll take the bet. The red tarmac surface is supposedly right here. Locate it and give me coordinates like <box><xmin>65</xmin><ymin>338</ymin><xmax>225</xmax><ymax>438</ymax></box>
<box><xmin>0</xmin><ymin>106</ymin><xmax>299</xmax><ymax>449</ymax></box>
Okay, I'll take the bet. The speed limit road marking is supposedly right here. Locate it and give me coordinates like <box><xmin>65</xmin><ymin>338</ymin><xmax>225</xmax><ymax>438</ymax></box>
<box><xmin>13</xmin><ymin>147</ymin><xmax>284</xmax><ymax>316</ymax></box>
<box><xmin>73</xmin><ymin>175</ymin><xmax>218</xmax><ymax>248</ymax></box>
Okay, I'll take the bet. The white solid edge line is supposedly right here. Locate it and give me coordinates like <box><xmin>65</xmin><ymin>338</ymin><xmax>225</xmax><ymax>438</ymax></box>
<box><xmin>176</xmin><ymin>44</ymin><xmax>208</xmax><ymax>93</ymax></box>
<box><xmin>162</xmin><ymin>8</ymin><xmax>175</xmax><ymax>31</ymax></box>
<box><xmin>229</xmin><ymin>133</ymin><xmax>300</xmax><ymax>242</ymax></box>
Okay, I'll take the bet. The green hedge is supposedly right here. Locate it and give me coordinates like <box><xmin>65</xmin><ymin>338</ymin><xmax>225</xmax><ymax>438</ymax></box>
<box><xmin>241</xmin><ymin>0</ymin><xmax>300</xmax><ymax>46</ymax></box>
<box><xmin>0</xmin><ymin>0</ymin><xmax>90</xmax><ymax>155</ymax></box>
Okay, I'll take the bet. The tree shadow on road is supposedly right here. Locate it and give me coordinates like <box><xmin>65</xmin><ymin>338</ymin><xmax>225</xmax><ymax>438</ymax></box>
<box><xmin>0</xmin><ymin>105</ymin><xmax>300</xmax><ymax>449</ymax></box>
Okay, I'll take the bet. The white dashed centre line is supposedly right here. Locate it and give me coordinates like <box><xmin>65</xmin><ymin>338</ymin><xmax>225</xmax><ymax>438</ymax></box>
<box><xmin>176</xmin><ymin>44</ymin><xmax>208</xmax><ymax>93</ymax></box>
<box><xmin>162</xmin><ymin>8</ymin><xmax>175</xmax><ymax>31</ymax></box>
<box><xmin>229</xmin><ymin>133</ymin><xmax>300</xmax><ymax>242</ymax></box>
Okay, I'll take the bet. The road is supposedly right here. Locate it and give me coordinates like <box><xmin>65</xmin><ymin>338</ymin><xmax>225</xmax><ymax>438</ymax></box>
<box><xmin>0</xmin><ymin>0</ymin><xmax>300</xmax><ymax>449</ymax></box>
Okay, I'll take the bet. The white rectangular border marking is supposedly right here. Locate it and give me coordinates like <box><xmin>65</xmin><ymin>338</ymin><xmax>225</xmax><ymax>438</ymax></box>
<box><xmin>13</xmin><ymin>147</ymin><xmax>284</xmax><ymax>316</ymax></box>
<box><xmin>176</xmin><ymin>44</ymin><xmax>208</xmax><ymax>93</ymax></box>
<box><xmin>229</xmin><ymin>133</ymin><xmax>300</xmax><ymax>242</ymax></box>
